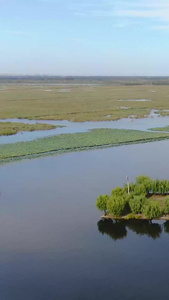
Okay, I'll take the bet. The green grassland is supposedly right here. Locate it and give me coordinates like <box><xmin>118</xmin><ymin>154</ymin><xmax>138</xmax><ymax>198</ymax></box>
<box><xmin>1</xmin><ymin>128</ymin><xmax>169</xmax><ymax>162</ymax></box>
<box><xmin>1</xmin><ymin>84</ymin><xmax>169</xmax><ymax>121</ymax></box>
<box><xmin>0</xmin><ymin>122</ymin><xmax>60</xmax><ymax>136</ymax></box>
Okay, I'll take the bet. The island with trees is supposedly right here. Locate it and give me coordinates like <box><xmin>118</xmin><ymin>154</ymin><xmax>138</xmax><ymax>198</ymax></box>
<box><xmin>96</xmin><ymin>176</ymin><xmax>169</xmax><ymax>220</ymax></box>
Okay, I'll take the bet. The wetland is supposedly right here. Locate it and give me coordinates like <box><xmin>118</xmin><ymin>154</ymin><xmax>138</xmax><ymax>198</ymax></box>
<box><xmin>1</xmin><ymin>77</ymin><xmax>169</xmax><ymax>299</ymax></box>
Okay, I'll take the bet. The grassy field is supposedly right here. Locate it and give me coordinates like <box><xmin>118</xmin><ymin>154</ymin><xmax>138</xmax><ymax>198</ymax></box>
<box><xmin>1</xmin><ymin>84</ymin><xmax>169</xmax><ymax>121</ymax></box>
<box><xmin>0</xmin><ymin>122</ymin><xmax>60</xmax><ymax>136</ymax></box>
<box><xmin>1</xmin><ymin>128</ymin><xmax>169</xmax><ymax>162</ymax></box>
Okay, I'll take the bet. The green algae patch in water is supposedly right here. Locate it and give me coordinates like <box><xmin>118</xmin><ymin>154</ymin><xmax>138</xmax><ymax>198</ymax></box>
<box><xmin>1</xmin><ymin>128</ymin><xmax>169</xmax><ymax>162</ymax></box>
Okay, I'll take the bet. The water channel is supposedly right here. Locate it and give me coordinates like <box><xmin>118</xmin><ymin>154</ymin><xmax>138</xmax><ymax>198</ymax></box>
<box><xmin>1</xmin><ymin>110</ymin><xmax>169</xmax><ymax>144</ymax></box>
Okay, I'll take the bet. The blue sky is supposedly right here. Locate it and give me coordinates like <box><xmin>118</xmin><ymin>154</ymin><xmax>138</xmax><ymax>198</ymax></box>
<box><xmin>1</xmin><ymin>0</ymin><xmax>169</xmax><ymax>75</ymax></box>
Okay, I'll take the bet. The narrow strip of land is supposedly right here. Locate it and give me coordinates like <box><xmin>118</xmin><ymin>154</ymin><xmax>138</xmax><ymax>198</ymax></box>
<box><xmin>1</xmin><ymin>128</ymin><xmax>169</xmax><ymax>162</ymax></box>
<box><xmin>149</xmin><ymin>125</ymin><xmax>169</xmax><ymax>132</ymax></box>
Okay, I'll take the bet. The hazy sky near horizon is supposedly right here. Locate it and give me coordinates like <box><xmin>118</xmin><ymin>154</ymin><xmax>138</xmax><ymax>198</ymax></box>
<box><xmin>1</xmin><ymin>0</ymin><xmax>169</xmax><ymax>75</ymax></box>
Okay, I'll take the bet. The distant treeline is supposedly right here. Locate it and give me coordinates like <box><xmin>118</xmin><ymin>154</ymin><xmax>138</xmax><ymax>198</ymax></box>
<box><xmin>1</xmin><ymin>76</ymin><xmax>169</xmax><ymax>85</ymax></box>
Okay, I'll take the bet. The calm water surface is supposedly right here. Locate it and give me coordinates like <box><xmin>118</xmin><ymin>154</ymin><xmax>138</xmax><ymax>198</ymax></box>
<box><xmin>1</xmin><ymin>140</ymin><xmax>169</xmax><ymax>299</ymax></box>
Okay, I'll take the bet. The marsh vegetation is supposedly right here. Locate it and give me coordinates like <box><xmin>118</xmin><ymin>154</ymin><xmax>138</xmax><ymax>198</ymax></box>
<box><xmin>1</xmin><ymin>83</ymin><xmax>169</xmax><ymax>121</ymax></box>
<box><xmin>0</xmin><ymin>122</ymin><xmax>61</xmax><ymax>136</ymax></box>
<box><xmin>1</xmin><ymin>128</ymin><xmax>169</xmax><ymax>162</ymax></box>
<box><xmin>149</xmin><ymin>125</ymin><xmax>169</xmax><ymax>132</ymax></box>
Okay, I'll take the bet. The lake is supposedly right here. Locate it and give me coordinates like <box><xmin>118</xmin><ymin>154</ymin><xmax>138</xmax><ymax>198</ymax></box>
<box><xmin>0</xmin><ymin>139</ymin><xmax>169</xmax><ymax>299</ymax></box>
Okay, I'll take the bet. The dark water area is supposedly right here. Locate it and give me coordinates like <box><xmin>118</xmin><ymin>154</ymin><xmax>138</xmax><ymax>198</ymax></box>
<box><xmin>1</xmin><ymin>140</ymin><xmax>169</xmax><ymax>299</ymax></box>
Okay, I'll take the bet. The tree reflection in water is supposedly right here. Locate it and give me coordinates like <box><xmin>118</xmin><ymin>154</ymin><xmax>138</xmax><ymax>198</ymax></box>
<box><xmin>126</xmin><ymin>220</ymin><xmax>162</xmax><ymax>239</ymax></box>
<box><xmin>164</xmin><ymin>221</ymin><xmax>169</xmax><ymax>234</ymax></box>
<box><xmin>97</xmin><ymin>220</ymin><xmax>127</xmax><ymax>241</ymax></box>
<box><xmin>97</xmin><ymin>219</ymin><xmax>167</xmax><ymax>241</ymax></box>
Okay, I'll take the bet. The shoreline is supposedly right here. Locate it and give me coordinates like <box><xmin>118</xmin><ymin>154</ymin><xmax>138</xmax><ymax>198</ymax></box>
<box><xmin>102</xmin><ymin>214</ymin><xmax>169</xmax><ymax>221</ymax></box>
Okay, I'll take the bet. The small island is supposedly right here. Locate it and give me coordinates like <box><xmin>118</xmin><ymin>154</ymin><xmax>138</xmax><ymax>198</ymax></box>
<box><xmin>0</xmin><ymin>122</ymin><xmax>64</xmax><ymax>136</ymax></box>
<box><xmin>96</xmin><ymin>176</ymin><xmax>169</xmax><ymax>220</ymax></box>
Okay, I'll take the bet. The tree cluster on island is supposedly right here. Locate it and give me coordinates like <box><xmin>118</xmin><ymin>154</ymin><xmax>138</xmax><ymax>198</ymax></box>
<box><xmin>96</xmin><ymin>176</ymin><xmax>169</xmax><ymax>220</ymax></box>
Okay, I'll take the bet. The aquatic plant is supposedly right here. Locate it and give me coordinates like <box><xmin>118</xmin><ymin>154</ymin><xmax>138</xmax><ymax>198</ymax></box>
<box><xmin>149</xmin><ymin>126</ymin><xmax>169</xmax><ymax>132</ymax></box>
<box><xmin>1</xmin><ymin>128</ymin><xmax>169</xmax><ymax>162</ymax></box>
<box><xmin>0</xmin><ymin>122</ymin><xmax>60</xmax><ymax>136</ymax></box>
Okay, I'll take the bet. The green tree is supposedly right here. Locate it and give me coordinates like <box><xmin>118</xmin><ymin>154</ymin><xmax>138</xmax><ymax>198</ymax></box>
<box><xmin>143</xmin><ymin>201</ymin><xmax>162</xmax><ymax>219</ymax></box>
<box><xmin>152</xmin><ymin>179</ymin><xmax>160</xmax><ymax>194</ymax></box>
<box><xmin>96</xmin><ymin>195</ymin><xmax>109</xmax><ymax>213</ymax></box>
<box><xmin>164</xmin><ymin>197</ymin><xmax>169</xmax><ymax>214</ymax></box>
<box><xmin>166</xmin><ymin>181</ymin><xmax>169</xmax><ymax>193</ymax></box>
<box><xmin>134</xmin><ymin>184</ymin><xmax>147</xmax><ymax>196</ymax></box>
<box><xmin>124</xmin><ymin>183</ymin><xmax>136</xmax><ymax>194</ymax></box>
<box><xmin>111</xmin><ymin>187</ymin><xmax>126</xmax><ymax>197</ymax></box>
<box><xmin>135</xmin><ymin>175</ymin><xmax>152</xmax><ymax>193</ymax></box>
<box><xmin>158</xmin><ymin>180</ymin><xmax>169</xmax><ymax>194</ymax></box>
<box><xmin>124</xmin><ymin>192</ymin><xmax>134</xmax><ymax>203</ymax></box>
<box><xmin>129</xmin><ymin>195</ymin><xmax>147</xmax><ymax>214</ymax></box>
<box><xmin>107</xmin><ymin>196</ymin><xmax>126</xmax><ymax>217</ymax></box>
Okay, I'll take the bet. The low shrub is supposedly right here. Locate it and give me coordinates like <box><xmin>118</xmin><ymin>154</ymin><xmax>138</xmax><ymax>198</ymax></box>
<box><xmin>124</xmin><ymin>192</ymin><xmax>134</xmax><ymax>203</ymax></box>
<box><xmin>129</xmin><ymin>195</ymin><xmax>147</xmax><ymax>214</ymax></box>
<box><xmin>135</xmin><ymin>175</ymin><xmax>153</xmax><ymax>193</ymax></box>
<box><xmin>111</xmin><ymin>187</ymin><xmax>126</xmax><ymax>197</ymax></box>
<box><xmin>124</xmin><ymin>183</ymin><xmax>136</xmax><ymax>194</ymax></box>
<box><xmin>143</xmin><ymin>201</ymin><xmax>162</xmax><ymax>219</ymax></box>
<box><xmin>134</xmin><ymin>184</ymin><xmax>147</xmax><ymax>196</ymax></box>
<box><xmin>164</xmin><ymin>197</ymin><xmax>169</xmax><ymax>214</ymax></box>
<box><xmin>125</xmin><ymin>213</ymin><xmax>141</xmax><ymax>220</ymax></box>
<box><xmin>107</xmin><ymin>196</ymin><xmax>126</xmax><ymax>217</ymax></box>
<box><xmin>96</xmin><ymin>195</ymin><xmax>109</xmax><ymax>213</ymax></box>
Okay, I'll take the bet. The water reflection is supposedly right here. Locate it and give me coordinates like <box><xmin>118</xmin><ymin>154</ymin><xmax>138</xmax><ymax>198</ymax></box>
<box><xmin>127</xmin><ymin>220</ymin><xmax>162</xmax><ymax>239</ymax></box>
<box><xmin>97</xmin><ymin>219</ymin><xmax>167</xmax><ymax>240</ymax></box>
<box><xmin>164</xmin><ymin>221</ymin><xmax>169</xmax><ymax>233</ymax></box>
<box><xmin>97</xmin><ymin>220</ymin><xmax>127</xmax><ymax>241</ymax></box>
